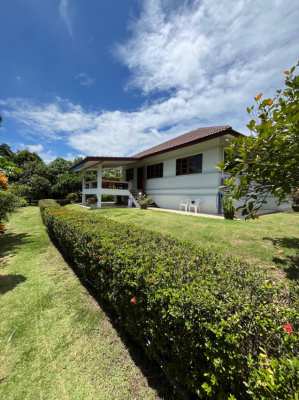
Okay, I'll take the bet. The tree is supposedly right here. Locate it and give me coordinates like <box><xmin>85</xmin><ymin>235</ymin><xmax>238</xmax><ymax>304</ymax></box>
<box><xmin>47</xmin><ymin>158</ymin><xmax>72</xmax><ymax>183</ymax></box>
<box><xmin>221</xmin><ymin>61</ymin><xmax>299</xmax><ymax>218</ymax></box>
<box><xmin>0</xmin><ymin>141</ymin><xmax>81</xmax><ymax>201</ymax></box>
<box><xmin>51</xmin><ymin>173</ymin><xmax>81</xmax><ymax>198</ymax></box>
<box><xmin>0</xmin><ymin>157</ymin><xmax>22</xmax><ymax>179</ymax></box>
<box><xmin>28</xmin><ymin>175</ymin><xmax>51</xmax><ymax>200</ymax></box>
<box><xmin>13</xmin><ymin>149</ymin><xmax>42</xmax><ymax>167</ymax></box>
<box><xmin>0</xmin><ymin>143</ymin><xmax>14</xmax><ymax>159</ymax></box>
<box><xmin>17</xmin><ymin>160</ymin><xmax>48</xmax><ymax>184</ymax></box>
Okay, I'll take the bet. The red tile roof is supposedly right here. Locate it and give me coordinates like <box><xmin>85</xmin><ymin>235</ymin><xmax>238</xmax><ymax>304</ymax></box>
<box><xmin>133</xmin><ymin>125</ymin><xmax>242</xmax><ymax>159</ymax></box>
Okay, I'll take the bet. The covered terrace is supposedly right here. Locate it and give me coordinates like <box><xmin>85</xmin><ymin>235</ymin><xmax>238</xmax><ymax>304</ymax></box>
<box><xmin>71</xmin><ymin>156</ymin><xmax>139</xmax><ymax>208</ymax></box>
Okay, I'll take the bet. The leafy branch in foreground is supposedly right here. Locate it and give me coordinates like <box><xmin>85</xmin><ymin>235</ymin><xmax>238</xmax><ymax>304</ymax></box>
<box><xmin>220</xmin><ymin>61</ymin><xmax>299</xmax><ymax>219</ymax></box>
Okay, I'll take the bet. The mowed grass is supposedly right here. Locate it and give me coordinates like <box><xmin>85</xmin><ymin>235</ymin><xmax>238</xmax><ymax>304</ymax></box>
<box><xmin>0</xmin><ymin>207</ymin><xmax>160</xmax><ymax>400</ymax></box>
<box><xmin>67</xmin><ymin>205</ymin><xmax>299</xmax><ymax>281</ymax></box>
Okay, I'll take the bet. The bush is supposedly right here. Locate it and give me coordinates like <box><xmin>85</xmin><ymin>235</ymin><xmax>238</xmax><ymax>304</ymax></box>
<box><xmin>29</xmin><ymin>175</ymin><xmax>51</xmax><ymax>200</ymax></box>
<box><xmin>66</xmin><ymin>192</ymin><xmax>79</xmax><ymax>203</ymax></box>
<box><xmin>223</xmin><ymin>195</ymin><xmax>235</xmax><ymax>219</ymax></box>
<box><xmin>40</xmin><ymin>205</ymin><xmax>298</xmax><ymax>399</ymax></box>
<box><xmin>15</xmin><ymin>196</ymin><xmax>28</xmax><ymax>207</ymax></box>
<box><xmin>0</xmin><ymin>191</ymin><xmax>19</xmax><ymax>222</ymax></box>
<box><xmin>137</xmin><ymin>193</ymin><xmax>153</xmax><ymax>209</ymax></box>
<box><xmin>9</xmin><ymin>183</ymin><xmax>31</xmax><ymax>199</ymax></box>
<box><xmin>38</xmin><ymin>199</ymin><xmax>61</xmax><ymax>212</ymax></box>
<box><xmin>0</xmin><ymin>171</ymin><xmax>8</xmax><ymax>190</ymax></box>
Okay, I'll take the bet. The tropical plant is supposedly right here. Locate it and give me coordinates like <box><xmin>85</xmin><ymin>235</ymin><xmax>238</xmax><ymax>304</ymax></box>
<box><xmin>0</xmin><ymin>171</ymin><xmax>9</xmax><ymax>190</ymax></box>
<box><xmin>0</xmin><ymin>172</ymin><xmax>19</xmax><ymax>232</ymax></box>
<box><xmin>0</xmin><ymin>157</ymin><xmax>22</xmax><ymax>179</ymax></box>
<box><xmin>66</xmin><ymin>192</ymin><xmax>79</xmax><ymax>203</ymax></box>
<box><xmin>28</xmin><ymin>175</ymin><xmax>51</xmax><ymax>201</ymax></box>
<box><xmin>137</xmin><ymin>193</ymin><xmax>152</xmax><ymax>209</ymax></box>
<box><xmin>222</xmin><ymin>194</ymin><xmax>235</xmax><ymax>219</ymax></box>
<box><xmin>9</xmin><ymin>183</ymin><xmax>31</xmax><ymax>199</ymax></box>
<box><xmin>220</xmin><ymin>61</ymin><xmax>299</xmax><ymax>219</ymax></box>
<box><xmin>51</xmin><ymin>173</ymin><xmax>81</xmax><ymax>199</ymax></box>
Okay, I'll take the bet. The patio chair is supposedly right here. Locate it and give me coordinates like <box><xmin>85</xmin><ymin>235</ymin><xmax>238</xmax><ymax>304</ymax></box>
<box><xmin>179</xmin><ymin>199</ymin><xmax>191</xmax><ymax>212</ymax></box>
<box><xmin>189</xmin><ymin>199</ymin><xmax>201</xmax><ymax>213</ymax></box>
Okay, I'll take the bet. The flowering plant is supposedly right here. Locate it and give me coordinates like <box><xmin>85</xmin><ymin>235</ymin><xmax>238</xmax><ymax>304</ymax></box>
<box><xmin>0</xmin><ymin>171</ymin><xmax>8</xmax><ymax>191</ymax></box>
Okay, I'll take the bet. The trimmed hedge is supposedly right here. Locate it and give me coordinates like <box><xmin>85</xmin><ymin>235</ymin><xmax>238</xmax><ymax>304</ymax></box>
<box><xmin>39</xmin><ymin>199</ymin><xmax>61</xmax><ymax>212</ymax></box>
<box><xmin>40</xmin><ymin>201</ymin><xmax>298</xmax><ymax>399</ymax></box>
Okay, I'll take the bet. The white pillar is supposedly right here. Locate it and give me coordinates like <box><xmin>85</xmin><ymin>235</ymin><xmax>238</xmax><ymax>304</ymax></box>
<box><xmin>96</xmin><ymin>165</ymin><xmax>102</xmax><ymax>208</ymax></box>
<box><xmin>82</xmin><ymin>172</ymin><xmax>86</xmax><ymax>205</ymax></box>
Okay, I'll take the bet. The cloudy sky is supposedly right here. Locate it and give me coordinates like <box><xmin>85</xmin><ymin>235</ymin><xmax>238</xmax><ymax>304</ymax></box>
<box><xmin>0</xmin><ymin>0</ymin><xmax>298</xmax><ymax>162</ymax></box>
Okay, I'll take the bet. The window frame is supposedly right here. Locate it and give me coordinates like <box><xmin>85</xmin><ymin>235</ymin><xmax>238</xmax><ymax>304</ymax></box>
<box><xmin>176</xmin><ymin>153</ymin><xmax>203</xmax><ymax>176</ymax></box>
<box><xmin>146</xmin><ymin>163</ymin><xmax>164</xmax><ymax>179</ymax></box>
<box><xmin>125</xmin><ymin>168</ymin><xmax>134</xmax><ymax>181</ymax></box>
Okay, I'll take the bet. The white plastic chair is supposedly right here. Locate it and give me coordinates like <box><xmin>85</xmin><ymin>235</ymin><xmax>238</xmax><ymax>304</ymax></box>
<box><xmin>189</xmin><ymin>199</ymin><xmax>201</xmax><ymax>213</ymax></box>
<box><xmin>179</xmin><ymin>199</ymin><xmax>191</xmax><ymax>212</ymax></box>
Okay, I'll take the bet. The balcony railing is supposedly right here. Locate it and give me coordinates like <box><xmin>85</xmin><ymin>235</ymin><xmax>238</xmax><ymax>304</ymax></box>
<box><xmin>84</xmin><ymin>180</ymin><xmax>129</xmax><ymax>190</ymax></box>
<box><xmin>102</xmin><ymin>180</ymin><xmax>129</xmax><ymax>190</ymax></box>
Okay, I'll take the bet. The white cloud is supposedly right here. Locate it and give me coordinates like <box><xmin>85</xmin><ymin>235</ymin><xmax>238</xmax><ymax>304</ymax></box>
<box><xmin>23</xmin><ymin>143</ymin><xmax>56</xmax><ymax>163</ymax></box>
<box><xmin>26</xmin><ymin>143</ymin><xmax>44</xmax><ymax>153</ymax></box>
<box><xmin>59</xmin><ymin>0</ymin><xmax>73</xmax><ymax>38</ymax></box>
<box><xmin>75</xmin><ymin>73</ymin><xmax>95</xmax><ymax>87</ymax></box>
<box><xmin>2</xmin><ymin>0</ymin><xmax>299</xmax><ymax>156</ymax></box>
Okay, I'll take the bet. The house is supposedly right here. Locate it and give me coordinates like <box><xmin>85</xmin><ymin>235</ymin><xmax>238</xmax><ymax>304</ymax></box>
<box><xmin>71</xmin><ymin>125</ymin><xmax>242</xmax><ymax>214</ymax></box>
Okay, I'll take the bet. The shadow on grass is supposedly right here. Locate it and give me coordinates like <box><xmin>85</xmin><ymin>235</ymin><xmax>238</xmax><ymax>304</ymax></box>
<box><xmin>48</xmin><ymin>235</ymin><xmax>190</xmax><ymax>400</ymax></box>
<box><xmin>0</xmin><ymin>232</ymin><xmax>30</xmax><ymax>294</ymax></box>
<box><xmin>263</xmin><ymin>236</ymin><xmax>299</xmax><ymax>280</ymax></box>
<box><xmin>0</xmin><ymin>274</ymin><xmax>26</xmax><ymax>295</ymax></box>
<box><xmin>0</xmin><ymin>232</ymin><xmax>31</xmax><ymax>260</ymax></box>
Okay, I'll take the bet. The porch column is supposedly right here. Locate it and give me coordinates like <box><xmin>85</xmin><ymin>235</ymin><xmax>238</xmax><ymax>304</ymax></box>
<box><xmin>96</xmin><ymin>164</ymin><xmax>102</xmax><ymax>208</ymax></box>
<box><xmin>82</xmin><ymin>172</ymin><xmax>86</xmax><ymax>205</ymax></box>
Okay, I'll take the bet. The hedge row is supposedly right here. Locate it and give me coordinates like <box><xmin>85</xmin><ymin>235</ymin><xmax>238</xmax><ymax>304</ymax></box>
<box><xmin>40</xmin><ymin>200</ymin><xmax>298</xmax><ymax>399</ymax></box>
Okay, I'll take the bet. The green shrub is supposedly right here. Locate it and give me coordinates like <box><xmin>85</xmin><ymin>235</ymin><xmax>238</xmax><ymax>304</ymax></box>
<box><xmin>223</xmin><ymin>194</ymin><xmax>235</xmax><ymax>219</ymax></box>
<box><xmin>66</xmin><ymin>192</ymin><xmax>79</xmax><ymax>203</ymax></box>
<box><xmin>102</xmin><ymin>194</ymin><xmax>114</xmax><ymax>202</ymax></box>
<box><xmin>0</xmin><ymin>191</ymin><xmax>19</xmax><ymax>221</ymax></box>
<box><xmin>15</xmin><ymin>196</ymin><xmax>28</xmax><ymax>207</ymax></box>
<box><xmin>40</xmin><ymin>205</ymin><xmax>298</xmax><ymax>399</ymax></box>
<box><xmin>137</xmin><ymin>193</ymin><xmax>153</xmax><ymax>209</ymax></box>
<box><xmin>9</xmin><ymin>183</ymin><xmax>31</xmax><ymax>200</ymax></box>
<box><xmin>38</xmin><ymin>199</ymin><xmax>61</xmax><ymax>212</ymax></box>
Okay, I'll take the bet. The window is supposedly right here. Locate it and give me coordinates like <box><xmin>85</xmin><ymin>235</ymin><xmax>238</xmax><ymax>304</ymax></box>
<box><xmin>125</xmin><ymin>168</ymin><xmax>134</xmax><ymax>181</ymax></box>
<box><xmin>147</xmin><ymin>163</ymin><xmax>163</xmax><ymax>179</ymax></box>
<box><xmin>176</xmin><ymin>154</ymin><xmax>202</xmax><ymax>175</ymax></box>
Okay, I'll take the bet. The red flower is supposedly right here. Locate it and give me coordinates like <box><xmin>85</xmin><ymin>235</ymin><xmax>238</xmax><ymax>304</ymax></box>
<box><xmin>130</xmin><ymin>296</ymin><xmax>137</xmax><ymax>305</ymax></box>
<box><xmin>283</xmin><ymin>323</ymin><xmax>293</xmax><ymax>334</ymax></box>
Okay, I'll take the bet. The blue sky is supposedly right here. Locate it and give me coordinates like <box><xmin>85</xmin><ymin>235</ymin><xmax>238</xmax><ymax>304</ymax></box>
<box><xmin>0</xmin><ymin>0</ymin><xmax>298</xmax><ymax>162</ymax></box>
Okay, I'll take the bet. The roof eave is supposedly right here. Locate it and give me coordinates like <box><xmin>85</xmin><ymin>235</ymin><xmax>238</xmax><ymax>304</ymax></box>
<box><xmin>70</xmin><ymin>156</ymin><xmax>138</xmax><ymax>172</ymax></box>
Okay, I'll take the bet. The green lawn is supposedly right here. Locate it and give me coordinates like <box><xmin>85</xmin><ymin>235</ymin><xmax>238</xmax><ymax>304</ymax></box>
<box><xmin>67</xmin><ymin>205</ymin><xmax>299</xmax><ymax>281</ymax></box>
<box><xmin>0</xmin><ymin>207</ymin><xmax>162</xmax><ymax>400</ymax></box>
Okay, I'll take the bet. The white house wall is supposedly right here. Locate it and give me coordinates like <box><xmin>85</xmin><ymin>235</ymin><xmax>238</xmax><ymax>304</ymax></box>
<box><xmin>124</xmin><ymin>138</ymin><xmax>225</xmax><ymax>214</ymax></box>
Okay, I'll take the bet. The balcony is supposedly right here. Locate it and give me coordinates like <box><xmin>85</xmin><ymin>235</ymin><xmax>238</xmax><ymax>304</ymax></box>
<box><xmin>83</xmin><ymin>179</ymin><xmax>130</xmax><ymax>196</ymax></box>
